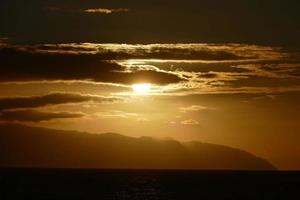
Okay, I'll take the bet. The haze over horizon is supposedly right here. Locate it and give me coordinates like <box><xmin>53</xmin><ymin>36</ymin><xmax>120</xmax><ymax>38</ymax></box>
<box><xmin>0</xmin><ymin>0</ymin><xmax>300</xmax><ymax>170</ymax></box>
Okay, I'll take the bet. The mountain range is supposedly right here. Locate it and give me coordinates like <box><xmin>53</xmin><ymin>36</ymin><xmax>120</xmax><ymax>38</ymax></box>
<box><xmin>0</xmin><ymin>124</ymin><xmax>276</xmax><ymax>170</ymax></box>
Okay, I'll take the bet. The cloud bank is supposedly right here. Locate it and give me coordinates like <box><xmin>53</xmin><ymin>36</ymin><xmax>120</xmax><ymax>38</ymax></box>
<box><xmin>0</xmin><ymin>93</ymin><xmax>122</xmax><ymax>111</ymax></box>
<box><xmin>0</xmin><ymin>93</ymin><xmax>124</xmax><ymax>123</ymax></box>
<box><xmin>0</xmin><ymin>110</ymin><xmax>84</xmax><ymax>122</ymax></box>
<box><xmin>0</xmin><ymin>43</ymin><xmax>299</xmax><ymax>95</ymax></box>
<box><xmin>0</xmin><ymin>47</ymin><xmax>183</xmax><ymax>85</ymax></box>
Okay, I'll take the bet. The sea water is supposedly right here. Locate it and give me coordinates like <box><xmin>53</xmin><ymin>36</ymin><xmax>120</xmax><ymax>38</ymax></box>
<box><xmin>1</xmin><ymin>169</ymin><xmax>299</xmax><ymax>200</ymax></box>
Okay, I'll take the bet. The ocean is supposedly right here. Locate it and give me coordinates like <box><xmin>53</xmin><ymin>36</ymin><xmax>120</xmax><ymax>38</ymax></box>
<box><xmin>1</xmin><ymin>169</ymin><xmax>299</xmax><ymax>199</ymax></box>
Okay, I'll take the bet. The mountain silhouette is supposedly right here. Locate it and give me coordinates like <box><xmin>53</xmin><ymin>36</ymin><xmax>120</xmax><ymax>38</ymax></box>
<box><xmin>0</xmin><ymin>124</ymin><xmax>276</xmax><ymax>170</ymax></box>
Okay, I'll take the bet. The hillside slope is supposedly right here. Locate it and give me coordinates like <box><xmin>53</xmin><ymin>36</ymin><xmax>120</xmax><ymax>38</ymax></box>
<box><xmin>0</xmin><ymin>124</ymin><xmax>276</xmax><ymax>170</ymax></box>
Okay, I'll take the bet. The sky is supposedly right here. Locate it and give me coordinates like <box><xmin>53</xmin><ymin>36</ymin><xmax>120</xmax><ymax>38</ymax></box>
<box><xmin>0</xmin><ymin>0</ymin><xmax>300</xmax><ymax>170</ymax></box>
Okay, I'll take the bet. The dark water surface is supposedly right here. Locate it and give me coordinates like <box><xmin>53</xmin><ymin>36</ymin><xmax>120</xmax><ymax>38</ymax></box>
<box><xmin>0</xmin><ymin>169</ymin><xmax>299</xmax><ymax>200</ymax></box>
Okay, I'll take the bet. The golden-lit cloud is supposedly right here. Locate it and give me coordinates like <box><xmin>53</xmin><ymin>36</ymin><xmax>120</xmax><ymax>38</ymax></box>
<box><xmin>180</xmin><ymin>105</ymin><xmax>210</xmax><ymax>113</ymax></box>
<box><xmin>181</xmin><ymin>119</ymin><xmax>200</xmax><ymax>126</ymax></box>
<box><xmin>84</xmin><ymin>8</ymin><xmax>129</xmax><ymax>14</ymax></box>
<box><xmin>95</xmin><ymin>110</ymin><xmax>139</xmax><ymax>119</ymax></box>
<box><xmin>45</xmin><ymin>6</ymin><xmax>129</xmax><ymax>15</ymax></box>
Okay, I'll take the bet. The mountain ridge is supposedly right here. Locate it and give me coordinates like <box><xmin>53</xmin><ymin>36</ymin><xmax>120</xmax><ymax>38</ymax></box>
<box><xmin>0</xmin><ymin>123</ymin><xmax>276</xmax><ymax>170</ymax></box>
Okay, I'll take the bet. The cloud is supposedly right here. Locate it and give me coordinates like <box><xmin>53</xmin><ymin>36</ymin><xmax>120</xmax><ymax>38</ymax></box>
<box><xmin>181</xmin><ymin>119</ymin><xmax>200</xmax><ymax>126</ymax></box>
<box><xmin>0</xmin><ymin>110</ymin><xmax>84</xmax><ymax>122</ymax></box>
<box><xmin>1</xmin><ymin>43</ymin><xmax>299</xmax><ymax>95</ymax></box>
<box><xmin>45</xmin><ymin>5</ymin><xmax>129</xmax><ymax>14</ymax></box>
<box><xmin>0</xmin><ymin>37</ymin><xmax>9</xmax><ymax>44</ymax></box>
<box><xmin>84</xmin><ymin>8</ymin><xmax>129</xmax><ymax>14</ymax></box>
<box><xmin>0</xmin><ymin>93</ymin><xmax>122</xmax><ymax>111</ymax></box>
<box><xmin>96</xmin><ymin>110</ymin><xmax>139</xmax><ymax>119</ymax></box>
<box><xmin>180</xmin><ymin>105</ymin><xmax>210</xmax><ymax>113</ymax></box>
<box><xmin>27</xmin><ymin>43</ymin><xmax>287</xmax><ymax>61</ymax></box>
<box><xmin>199</xmin><ymin>72</ymin><xmax>218</xmax><ymax>79</ymax></box>
<box><xmin>252</xmin><ymin>95</ymin><xmax>277</xmax><ymax>101</ymax></box>
<box><xmin>0</xmin><ymin>47</ymin><xmax>183</xmax><ymax>85</ymax></box>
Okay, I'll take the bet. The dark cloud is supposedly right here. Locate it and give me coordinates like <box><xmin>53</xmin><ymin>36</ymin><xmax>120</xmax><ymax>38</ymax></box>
<box><xmin>0</xmin><ymin>110</ymin><xmax>84</xmax><ymax>122</ymax></box>
<box><xmin>0</xmin><ymin>93</ymin><xmax>122</xmax><ymax>111</ymax></box>
<box><xmin>199</xmin><ymin>72</ymin><xmax>218</xmax><ymax>79</ymax></box>
<box><xmin>0</xmin><ymin>47</ymin><xmax>183</xmax><ymax>84</ymax></box>
<box><xmin>289</xmin><ymin>67</ymin><xmax>300</xmax><ymax>77</ymax></box>
<box><xmin>0</xmin><ymin>37</ymin><xmax>9</xmax><ymax>44</ymax></box>
<box><xmin>143</xmin><ymin>46</ymin><xmax>254</xmax><ymax>60</ymax></box>
<box><xmin>1</xmin><ymin>0</ymin><xmax>300</xmax><ymax>46</ymax></box>
<box><xmin>30</xmin><ymin>43</ymin><xmax>263</xmax><ymax>61</ymax></box>
<box><xmin>108</xmin><ymin>70</ymin><xmax>182</xmax><ymax>85</ymax></box>
<box><xmin>228</xmin><ymin>76</ymin><xmax>300</xmax><ymax>88</ymax></box>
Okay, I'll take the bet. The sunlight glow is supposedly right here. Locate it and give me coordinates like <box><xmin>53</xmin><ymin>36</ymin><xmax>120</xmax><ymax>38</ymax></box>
<box><xmin>132</xmin><ymin>84</ymin><xmax>151</xmax><ymax>95</ymax></box>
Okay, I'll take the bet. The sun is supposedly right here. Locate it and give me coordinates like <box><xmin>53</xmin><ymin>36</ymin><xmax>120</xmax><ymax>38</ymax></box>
<box><xmin>132</xmin><ymin>83</ymin><xmax>151</xmax><ymax>95</ymax></box>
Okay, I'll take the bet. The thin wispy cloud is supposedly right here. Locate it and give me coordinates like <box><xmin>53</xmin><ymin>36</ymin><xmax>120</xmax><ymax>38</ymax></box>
<box><xmin>45</xmin><ymin>6</ymin><xmax>129</xmax><ymax>15</ymax></box>
<box><xmin>95</xmin><ymin>110</ymin><xmax>139</xmax><ymax>119</ymax></box>
<box><xmin>84</xmin><ymin>8</ymin><xmax>129</xmax><ymax>14</ymax></box>
<box><xmin>181</xmin><ymin>119</ymin><xmax>200</xmax><ymax>126</ymax></box>
<box><xmin>180</xmin><ymin>105</ymin><xmax>210</xmax><ymax>113</ymax></box>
